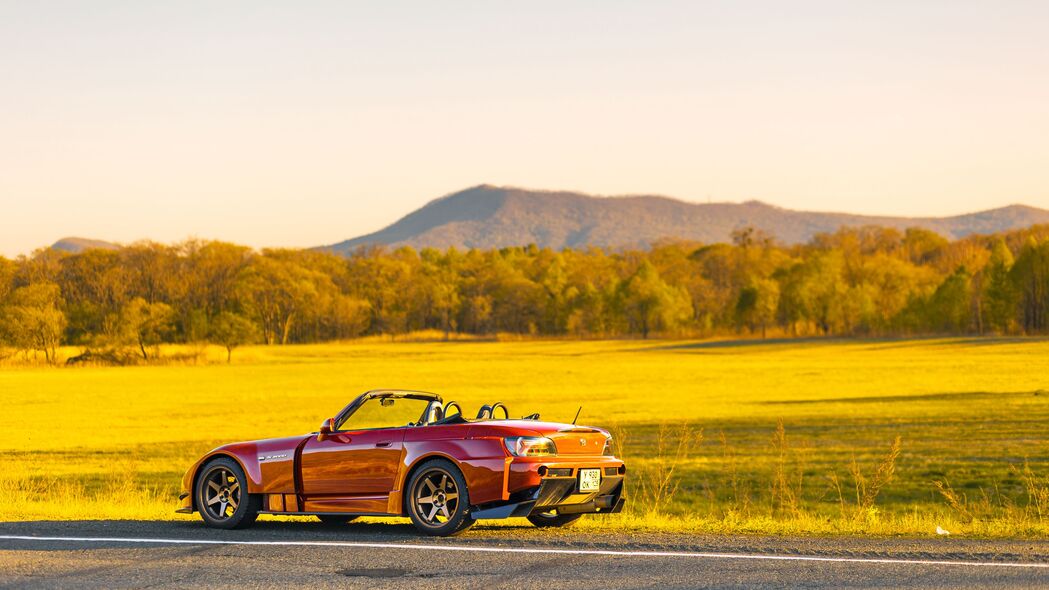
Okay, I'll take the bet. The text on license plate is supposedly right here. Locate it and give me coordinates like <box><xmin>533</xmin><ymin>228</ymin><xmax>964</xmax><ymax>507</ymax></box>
<box><xmin>578</xmin><ymin>468</ymin><xmax>601</xmax><ymax>492</ymax></box>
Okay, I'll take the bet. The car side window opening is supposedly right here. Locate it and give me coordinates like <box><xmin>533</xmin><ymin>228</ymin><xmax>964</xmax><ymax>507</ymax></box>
<box><xmin>337</xmin><ymin>397</ymin><xmax>431</xmax><ymax>431</ymax></box>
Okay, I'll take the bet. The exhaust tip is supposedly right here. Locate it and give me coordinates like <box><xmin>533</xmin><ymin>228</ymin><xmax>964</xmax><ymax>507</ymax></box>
<box><xmin>538</xmin><ymin>466</ymin><xmax>548</xmax><ymax>476</ymax></box>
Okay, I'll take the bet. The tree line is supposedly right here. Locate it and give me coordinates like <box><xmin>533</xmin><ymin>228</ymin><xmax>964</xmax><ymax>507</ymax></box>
<box><xmin>3</xmin><ymin>223</ymin><xmax>1049</xmax><ymax>363</ymax></box>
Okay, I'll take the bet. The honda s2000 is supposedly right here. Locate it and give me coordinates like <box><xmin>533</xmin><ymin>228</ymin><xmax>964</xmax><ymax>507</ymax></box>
<box><xmin>177</xmin><ymin>389</ymin><xmax>626</xmax><ymax>536</ymax></box>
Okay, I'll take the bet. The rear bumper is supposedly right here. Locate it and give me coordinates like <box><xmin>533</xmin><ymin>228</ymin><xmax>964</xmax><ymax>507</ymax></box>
<box><xmin>472</xmin><ymin>463</ymin><xmax>626</xmax><ymax>520</ymax></box>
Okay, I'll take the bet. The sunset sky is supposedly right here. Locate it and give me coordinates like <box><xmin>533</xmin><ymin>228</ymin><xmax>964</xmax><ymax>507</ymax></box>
<box><xmin>2</xmin><ymin>1</ymin><xmax>1048</xmax><ymax>257</ymax></box>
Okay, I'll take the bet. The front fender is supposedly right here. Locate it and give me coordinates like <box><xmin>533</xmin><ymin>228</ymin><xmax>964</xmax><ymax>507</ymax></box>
<box><xmin>176</xmin><ymin>447</ymin><xmax>258</xmax><ymax>513</ymax></box>
<box><xmin>177</xmin><ymin>436</ymin><xmax>306</xmax><ymax>513</ymax></box>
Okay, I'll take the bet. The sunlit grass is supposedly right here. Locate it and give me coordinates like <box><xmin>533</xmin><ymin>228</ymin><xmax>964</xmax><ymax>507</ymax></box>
<box><xmin>1</xmin><ymin>337</ymin><xmax>1047</xmax><ymax>537</ymax></box>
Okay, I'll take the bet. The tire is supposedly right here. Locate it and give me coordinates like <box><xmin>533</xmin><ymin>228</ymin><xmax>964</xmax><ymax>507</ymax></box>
<box><xmin>527</xmin><ymin>512</ymin><xmax>583</xmax><ymax>528</ymax></box>
<box><xmin>195</xmin><ymin>457</ymin><xmax>262</xmax><ymax>530</ymax></box>
<box><xmin>405</xmin><ymin>459</ymin><xmax>475</xmax><ymax>536</ymax></box>
<box><xmin>316</xmin><ymin>515</ymin><xmax>359</xmax><ymax>526</ymax></box>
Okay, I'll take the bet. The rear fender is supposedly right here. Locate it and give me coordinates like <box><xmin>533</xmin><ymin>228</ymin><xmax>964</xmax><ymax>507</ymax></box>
<box><xmin>399</xmin><ymin>437</ymin><xmax>509</xmax><ymax>509</ymax></box>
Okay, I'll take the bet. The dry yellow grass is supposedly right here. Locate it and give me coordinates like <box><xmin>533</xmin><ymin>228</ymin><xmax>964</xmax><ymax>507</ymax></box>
<box><xmin>1</xmin><ymin>337</ymin><xmax>1048</xmax><ymax>537</ymax></box>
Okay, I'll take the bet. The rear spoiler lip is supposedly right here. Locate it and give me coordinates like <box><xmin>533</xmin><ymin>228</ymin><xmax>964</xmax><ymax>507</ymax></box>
<box><xmin>556</xmin><ymin>427</ymin><xmax>602</xmax><ymax>433</ymax></box>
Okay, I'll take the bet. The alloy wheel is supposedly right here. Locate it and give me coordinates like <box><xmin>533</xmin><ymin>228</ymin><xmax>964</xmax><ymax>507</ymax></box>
<box><xmin>413</xmin><ymin>468</ymin><xmax>460</xmax><ymax>527</ymax></box>
<box><xmin>202</xmin><ymin>466</ymin><xmax>241</xmax><ymax>521</ymax></box>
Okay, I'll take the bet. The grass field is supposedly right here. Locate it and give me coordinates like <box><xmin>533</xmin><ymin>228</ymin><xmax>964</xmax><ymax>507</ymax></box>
<box><xmin>2</xmin><ymin>337</ymin><xmax>1048</xmax><ymax>538</ymax></box>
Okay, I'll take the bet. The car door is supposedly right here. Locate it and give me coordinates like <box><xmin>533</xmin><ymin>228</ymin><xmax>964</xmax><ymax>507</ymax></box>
<box><xmin>300</xmin><ymin>426</ymin><xmax>407</xmax><ymax>497</ymax></box>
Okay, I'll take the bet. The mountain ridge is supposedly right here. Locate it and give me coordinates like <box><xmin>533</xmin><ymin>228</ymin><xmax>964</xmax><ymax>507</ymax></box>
<box><xmin>51</xmin><ymin>237</ymin><xmax>120</xmax><ymax>254</ymax></box>
<box><xmin>321</xmin><ymin>185</ymin><xmax>1049</xmax><ymax>253</ymax></box>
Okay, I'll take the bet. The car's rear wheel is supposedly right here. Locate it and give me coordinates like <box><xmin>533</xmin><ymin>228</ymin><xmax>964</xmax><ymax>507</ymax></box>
<box><xmin>316</xmin><ymin>515</ymin><xmax>359</xmax><ymax>526</ymax></box>
<box><xmin>406</xmin><ymin>459</ymin><xmax>474</xmax><ymax>536</ymax></box>
<box><xmin>527</xmin><ymin>511</ymin><xmax>583</xmax><ymax>528</ymax></box>
<box><xmin>195</xmin><ymin>457</ymin><xmax>262</xmax><ymax>529</ymax></box>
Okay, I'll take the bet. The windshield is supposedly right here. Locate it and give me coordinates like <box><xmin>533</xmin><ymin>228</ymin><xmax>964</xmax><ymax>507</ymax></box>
<box><xmin>336</xmin><ymin>397</ymin><xmax>431</xmax><ymax>431</ymax></box>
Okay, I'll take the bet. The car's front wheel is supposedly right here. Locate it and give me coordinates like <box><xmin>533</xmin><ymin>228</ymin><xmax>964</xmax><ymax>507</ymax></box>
<box><xmin>195</xmin><ymin>457</ymin><xmax>262</xmax><ymax>529</ymax></box>
<box><xmin>406</xmin><ymin>459</ymin><xmax>475</xmax><ymax>536</ymax></box>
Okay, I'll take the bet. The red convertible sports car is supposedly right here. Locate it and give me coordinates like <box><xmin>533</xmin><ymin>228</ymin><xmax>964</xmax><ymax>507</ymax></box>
<box><xmin>177</xmin><ymin>389</ymin><xmax>626</xmax><ymax>536</ymax></box>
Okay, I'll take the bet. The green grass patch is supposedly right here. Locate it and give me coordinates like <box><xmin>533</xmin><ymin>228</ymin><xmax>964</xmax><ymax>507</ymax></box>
<box><xmin>1</xmin><ymin>337</ymin><xmax>1047</xmax><ymax>537</ymax></box>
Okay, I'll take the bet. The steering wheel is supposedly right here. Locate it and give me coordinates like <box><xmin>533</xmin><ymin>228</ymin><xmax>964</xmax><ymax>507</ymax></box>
<box><xmin>443</xmin><ymin>401</ymin><xmax>463</xmax><ymax>418</ymax></box>
<box><xmin>490</xmin><ymin>402</ymin><xmax>509</xmax><ymax>420</ymax></box>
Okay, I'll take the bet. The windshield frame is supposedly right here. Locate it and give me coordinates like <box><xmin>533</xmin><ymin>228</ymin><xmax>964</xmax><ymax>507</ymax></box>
<box><xmin>332</xmin><ymin>390</ymin><xmax>442</xmax><ymax>432</ymax></box>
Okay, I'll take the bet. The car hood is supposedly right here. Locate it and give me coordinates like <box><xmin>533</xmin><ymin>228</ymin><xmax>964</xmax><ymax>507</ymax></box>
<box><xmin>211</xmin><ymin>434</ymin><xmax>309</xmax><ymax>457</ymax></box>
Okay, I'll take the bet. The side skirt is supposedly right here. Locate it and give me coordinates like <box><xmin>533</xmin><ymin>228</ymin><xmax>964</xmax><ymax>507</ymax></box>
<box><xmin>257</xmin><ymin>511</ymin><xmax>394</xmax><ymax>517</ymax></box>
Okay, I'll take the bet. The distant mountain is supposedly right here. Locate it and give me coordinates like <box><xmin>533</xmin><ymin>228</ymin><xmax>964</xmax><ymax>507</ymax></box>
<box><xmin>321</xmin><ymin>185</ymin><xmax>1049</xmax><ymax>252</ymax></box>
<box><xmin>51</xmin><ymin>237</ymin><xmax>119</xmax><ymax>254</ymax></box>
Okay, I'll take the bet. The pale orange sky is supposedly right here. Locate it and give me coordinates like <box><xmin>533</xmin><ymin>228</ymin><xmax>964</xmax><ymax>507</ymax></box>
<box><xmin>2</xmin><ymin>1</ymin><xmax>1048</xmax><ymax>257</ymax></box>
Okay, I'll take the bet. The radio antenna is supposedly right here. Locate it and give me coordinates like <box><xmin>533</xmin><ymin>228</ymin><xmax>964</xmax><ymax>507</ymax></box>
<box><xmin>572</xmin><ymin>406</ymin><xmax>582</xmax><ymax>425</ymax></box>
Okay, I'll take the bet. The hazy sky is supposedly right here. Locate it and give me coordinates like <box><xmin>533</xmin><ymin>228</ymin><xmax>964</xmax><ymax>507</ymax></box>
<box><xmin>2</xmin><ymin>1</ymin><xmax>1048</xmax><ymax>257</ymax></box>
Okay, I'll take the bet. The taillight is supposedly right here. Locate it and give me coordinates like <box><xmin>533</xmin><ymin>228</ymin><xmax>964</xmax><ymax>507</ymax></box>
<box><xmin>504</xmin><ymin>436</ymin><xmax>557</xmax><ymax>457</ymax></box>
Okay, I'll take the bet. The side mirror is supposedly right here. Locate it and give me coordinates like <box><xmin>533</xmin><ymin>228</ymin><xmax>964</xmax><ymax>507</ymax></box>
<box><xmin>318</xmin><ymin>418</ymin><xmax>335</xmax><ymax>440</ymax></box>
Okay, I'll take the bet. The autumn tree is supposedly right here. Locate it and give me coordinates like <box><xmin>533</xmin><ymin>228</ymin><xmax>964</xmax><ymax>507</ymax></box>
<box><xmin>112</xmin><ymin>297</ymin><xmax>176</xmax><ymax>360</ymax></box>
<box><xmin>617</xmin><ymin>261</ymin><xmax>692</xmax><ymax>338</ymax></box>
<box><xmin>238</xmin><ymin>254</ymin><xmax>324</xmax><ymax>344</ymax></box>
<box><xmin>777</xmin><ymin>252</ymin><xmax>846</xmax><ymax>335</ymax></box>
<box><xmin>1010</xmin><ymin>238</ymin><xmax>1049</xmax><ymax>334</ymax></box>
<box><xmin>58</xmin><ymin>248</ymin><xmax>130</xmax><ymax>343</ymax></box>
<box><xmin>925</xmin><ymin>267</ymin><xmax>973</xmax><ymax>333</ymax></box>
<box><xmin>345</xmin><ymin>247</ymin><xmax>417</xmax><ymax>334</ymax></box>
<box><xmin>982</xmin><ymin>239</ymin><xmax>1015</xmax><ymax>333</ymax></box>
<box><xmin>689</xmin><ymin>244</ymin><xmax>743</xmax><ymax>330</ymax></box>
<box><xmin>0</xmin><ymin>257</ymin><xmax>12</xmax><ymax>358</ymax></box>
<box><xmin>736</xmin><ymin>277</ymin><xmax>780</xmax><ymax>338</ymax></box>
<box><xmin>1</xmin><ymin>282</ymin><xmax>67</xmax><ymax>364</ymax></box>
<box><xmin>419</xmin><ymin>248</ymin><xmax>462</xmax><ymax>338</ymax></box>
<box><xmin>0</xmin><ymin>256</ymin><xmax>14</xmax><ymax>302</ymax></box>
<box><xmin>209</xmin><ymin>311</ymin><xmax>259</xmax><ymax>362</ymax></box>
<box><xmin>902</xmin><ymin>228</ymin><xmax>949</xmax><ymax>266</ymax></box>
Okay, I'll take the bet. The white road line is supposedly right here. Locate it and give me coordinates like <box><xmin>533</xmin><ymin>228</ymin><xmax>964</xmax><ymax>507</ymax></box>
<box><xmin>1</xmin><ymin>535</ymin><xmax>1047</xmax><ymax>569</ymax></box>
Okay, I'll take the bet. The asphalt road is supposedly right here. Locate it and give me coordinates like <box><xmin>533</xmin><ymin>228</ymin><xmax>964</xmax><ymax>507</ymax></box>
<box><xmin>1</xmin><ymin>520</ymin><xmax>1047</xmax><ymax>589</ymax></box>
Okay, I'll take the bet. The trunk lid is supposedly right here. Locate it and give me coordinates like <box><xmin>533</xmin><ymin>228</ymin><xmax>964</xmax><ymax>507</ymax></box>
<box><xmin>548</xmin><ymin>427</ymin><xmax>608</xmax><ymax>456</ymax></box>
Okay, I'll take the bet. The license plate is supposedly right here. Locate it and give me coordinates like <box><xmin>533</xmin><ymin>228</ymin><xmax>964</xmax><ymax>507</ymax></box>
<box><xmin>578</xmin><ymin>468</ymin><xmax>601</xmax><ymax>492</ymax></box>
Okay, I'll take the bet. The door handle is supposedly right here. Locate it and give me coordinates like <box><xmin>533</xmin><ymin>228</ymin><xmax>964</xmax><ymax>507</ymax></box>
<box><xmin>375</xmin><ymin>441</ymin><xmax>392</xmax><ymax>448</ymax></box>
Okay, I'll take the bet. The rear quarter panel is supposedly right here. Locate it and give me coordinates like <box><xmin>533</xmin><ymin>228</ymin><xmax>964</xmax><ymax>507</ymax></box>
<box><xmin>402</xmin><ymin>425</ymin><xmax>509</xmax><ymax>506</ymax></box>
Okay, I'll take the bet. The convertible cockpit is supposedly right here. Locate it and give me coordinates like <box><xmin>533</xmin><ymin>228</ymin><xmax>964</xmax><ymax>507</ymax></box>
<box><xmin>330</xmin><ymin>389</ymin><xmax>538</xmax><ymax>431</ymax></box>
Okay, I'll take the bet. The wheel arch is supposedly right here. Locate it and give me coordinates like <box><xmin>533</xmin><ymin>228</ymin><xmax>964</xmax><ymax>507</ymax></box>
<box><xmin>400</xmin><ymin>452</ymin><xmax>465</xmax><ymax>513</ymax></box>
<box><xmin>190</xmin><ymin>452</ymin><xmax>252</xmax><ymax>512</ymax></box>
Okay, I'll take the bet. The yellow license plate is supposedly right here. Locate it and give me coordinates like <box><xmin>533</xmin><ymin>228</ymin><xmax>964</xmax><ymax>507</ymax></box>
<box><xmin>578</xmin><ymin>468</ymin><xmax>601</xmax><ymax>492</ymax></box>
